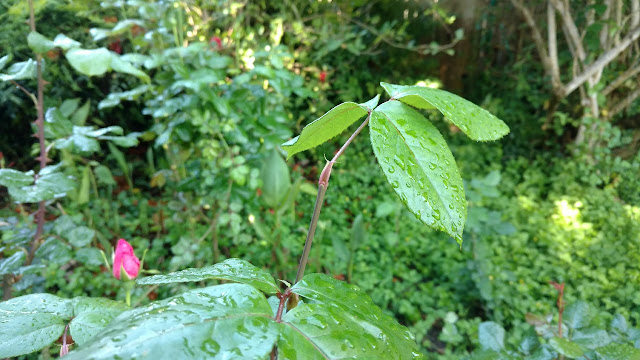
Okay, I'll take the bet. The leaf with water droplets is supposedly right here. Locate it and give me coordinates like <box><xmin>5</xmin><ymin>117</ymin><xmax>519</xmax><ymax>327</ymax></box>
<box><xmin>288</xmin><ymin>274</ymin><xmax>423</xmax><ymax>359</ymax></box>
<box><xmin>0</xmin><ymin>294</ymin><xmax>73</xmax><ymax>357</ymax></box>
<box><xmin>370</xmin><ymin>100</ymin><xmax>466</xmax><ymax>243</ymax></box>
<box><xmin>65</xmin><ymin>284</ymin><xmax>279</xmax><ymax>360</ymax></box>
<box><xmin>595</xmin><ymin>343</ymin><xmax>640</xmax><ymax>360</ymax></box>
<box><xmin>282</xmin><ymin>96</ymin><xmax>377</xmax><ymax>159</ymax></box>
<box><xmin>380</xmin><ymin>82</ymin><xmax>509</xmax><ymax>141</ymax></box>
<box><xmin>69</xmin><ymin>297</ymin><xmax>128</xmax><ymax>345</ymax></box>
<box><xmin>137</xmin><ymin>258</ymin><xmax>280</xmax><ymax>294</ymax></box>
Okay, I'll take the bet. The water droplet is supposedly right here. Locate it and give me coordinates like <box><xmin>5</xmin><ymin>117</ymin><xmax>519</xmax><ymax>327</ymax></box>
<box><xmin>391</xmin><ymin>180</ymin><xmax>399</xmax><ymax>188</ymax></box>
<box><xmin>433</xmin><ymin>210</ymin><xmax>441</xmax><ymax>220</ymax></box>
<box><xmin>428</xmin><ymin>163</ymin><xmax>436</xmax><ymax>170</ymax></box>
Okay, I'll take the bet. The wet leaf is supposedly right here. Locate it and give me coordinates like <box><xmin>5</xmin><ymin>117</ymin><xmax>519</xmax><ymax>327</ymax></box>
<box><xmin>380</xmin><ymin>82</ymin><xmax>509</xmax><ymax>141</ymax></box>
<box><xmin>370</xmin><ymin>100</ymin><xmax>466</xmax><ymax>243</ymax></box>
<box><xmin>291</xmin><ymin>274</ymin><xmax>422</xmax><ymax>359</ymax></box>
<box><xmin>549</xmin><ymin>337</ymin><xmax>584</xmax><ymax>358</ymax></box>
<box><xmin>0</xmin><ymin>169</ymin><xmax>33</xmax><ymax>188</ymax></box>
<box><xmin>0</xmin><ymin>252</ymin><xmax>26</xmax><ymax>275</ymax></box>
<box><xmin>137</xmin><ymin>258</ymin><xmax>280</xmax><ymax>294</ymax></box>
<box><xmin>69</xmin><ymin>297</ymin><xmax>128</xmax><ymax>345</ymax></box>
<box><xmin>282</xmin><ymin>98</ymin><xmax>374</xmax><ymax>159</ymax></box>
<box><xmin>110</xmin><ymin>52</ymin><xmax>150</xmax><ymax>82</ymax></box>
<box><xmin>65</xmin><ymin>284</ymin><xmax>278</xmax><ymax>360</ymax></box>
<box><xmin>478</xmin><ymin>322</ymin><xmax>505</xmax><ymax>351</ymax></box>
<box><xmin>0</xmin><ymin>294</ymin><xmax>73</xmax><ymax>357</ymax></box>
<box><xmin>595</xmin><ymin>343</ymin><xmax>640</xmax><ymax>360</ymax></box>
<box><xmin>66</xmin><ymin>226</ymin><xmax>95</xmax><ymax>247</ymax></box>
<box><xmin>564</xmin><ymin>301</ymin><xmax>593</xmax><ymax>329</ymax></box>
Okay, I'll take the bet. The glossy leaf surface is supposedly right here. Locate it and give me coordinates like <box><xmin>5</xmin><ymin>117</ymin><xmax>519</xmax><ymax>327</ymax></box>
<box><xmin>478</xmin><ymin>322</ymin><xmax>505</xmax><ymax>351</ymax></box>
<box><xmin>0</xmin><ymin>294</ymin><xmax>72</xmax><ymax>357</ymax></box>
<box><xmin>370</xmin><ymin>100</ymin><xmax>466</xmax><ymax>242</ymax></box>
<box><xmin>137</xmin><ymin>258</ymin><xmax>280</xmax><ymax>294</ymax></box>
<box><xmin>69</xmin><ymin>297</ymin><xmax>128</xmax><ymax>345</ymax></box>
<box><xmin>0</xmin><ymin>169</ymin><xmax>33</xmax><ymax>188</ymax></box>
<box><xmin>549</xmin><ymin>337</ymin><xmax>584</xmax><ymax>358</ymax></box>
<box><xmin>282</xmin><ymin>101</ymin><xmax>369</xmax><ymax>159</ymax></box>
<box><xmin>65</xmin><ymin>284</ymin><xmax>278</xmax><ymax>360</ymax></box>
<box><xmin>596</xmin><ymin>343</ymin><xmax>640</xmax><ymax>360</ymax></box>
<box><xmin>0</xmin><ymin>294</ymin><xmax>127</xmax><ymax>357</ymax></box>
<box><xmin>290</xmin><ymin>274</ymin><xmax>423</xmax><ymax>359</ymax></box>
<box><xmin>380</xmin><ymin>82</ymin><xmax>509</xmax><ymax>141</ymax></box>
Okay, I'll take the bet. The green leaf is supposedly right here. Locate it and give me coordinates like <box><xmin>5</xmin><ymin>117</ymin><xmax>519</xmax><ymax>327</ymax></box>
<box><xmin>77</xmin><ymin>166</ymin><xmax>91</xmax><ymax>205</ymax></box>
<box><xmin>291</xmin><ymin>274</ymin><xmax>422</xmax><ymax>358</ymax></box>
<box><xmin>595</xmin><ymin>343</ymin><xmax>640</xmax><ymax>360</ymax></box>
<box><xmin>549</xmin><ymin>337</ymin><xmax>584</xmax><ymax>358</ymax></box>
<box><xmin>282</xmin><ymin>100</ymin><xmax>369</xmax><ymax>159</ymax></box>
<box><xmin>27</xmin><ymin>31</ymin><xmax>54</xmax><ymax>53</ymax></box>
<box><xmin>53</xmin><ymin>34</ymin><xmax>81</xmax><ymax>51</ymax></box>
<box><xmin>380</xmin><ymin>82</ymin><xmax>509</xmax><ymax>141</ymax></box>
<box><xmin>69</xmin><ymin>297</ymin><xmax>127</xmax><ymax>345</ymax></box>
<box><xmin>277</xmin><ymin>324</ymin><xmax>326</xmax><ymax>360</ymax></box>
<box><xmin>65</xmin><ymin>284</ymin><xmax>278</xmax><ymax>360</ymax></box>
<box><xmin>351</xmin><ymin>213</ymin><xmax>366</xmax><ymax>251</ymax></box>
<box><xmin>0</xmin><ymin>54</ymin><xmax>12</xmax><ymax>71</ymax></box>
<box><xmin>0</xmin><ymin>59</ymin><xmax>36</xmax><ymax>81</ymax></box>
<box><xmin>478</xmin><ymin>322</ymin><xmax>505</xmax><ymax>351</ymax></box>
<box><xmin>0</xmin><ymin>169</ymin><xmax>34</xmax><ymax>187</ymax></box>
<box><xmin>137</xmin><ymin>258</ymin><xmax>280</xmax><ymax>294</ymax></box>
<box><xmin>0</xmin><ymin>294</ymin><xmax>72</xmax><ymax>358</ymax></box>
<box><xmin>98</xmin><ymin>85</ymin><xmax>149</xmax><ymax>109</ymax></box>
<box><xmin>66</xmin><ymin>226</ymin><xmax>95</xmax><ymax>247</ymax></box>
<box><xmin>261</xmin><ymin>150</ymin><xmax>291</xmax><ymax>208</ymax></box>
<box><xmin>361</xmin><ymin>94</ymin><xmax>381</xmax><ymax>112</ymax></box>
<box><xmin>8</xmin><ymin>170</ymin><xmax>74</xmax><ymax>203</ymax></box>
<box><xmin>370</xmin><ymin>100</ymin><xmax>466</xmax><ymax>242</ymax></box>
<box><xmin>0</xmin><ymin>252</ymin><xmax>26</xmax><ymax>275</ymax></box>
<box><xmin>65</xmin><ymin>48</ymin><xmax>112</xmax><ymax>76</ymax></box>
<box><xmin>572</xmin><ymin>328</ymin><xmax>610</xmax><ymax>350</ymax></box>
<box><xmin>71</xmin><ymin>100</ymin><xmax>91</xmax><ymax>125</ymax></box>
<box><xmin>110</xmin><ymin>52</ymin><xmax>150</xmax><ymax>82</ymax></box>
<box><xmin>564</xmin><ymin>301</ymin><xmax>592</xmax><ymax>329</ymax></box>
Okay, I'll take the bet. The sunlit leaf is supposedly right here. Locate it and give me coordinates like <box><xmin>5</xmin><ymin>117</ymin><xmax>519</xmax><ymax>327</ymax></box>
<box><xmin>65</xmin><ymin>48</ymin><xmax>112</xmax><ymax>76</ymax></box>
<box><xmin>69</xmin><ymin>297</ymin><xmax>128</xmax><ymax>346</ymax></box>
<box><xmin>27</xmin><ymin>31</ymin><xmax>54</xmax><ymax>53</ymax></box>
<box><xmin>0</xmin><ymin>59</ymin><xmax>36</xmax><ymax>81</ymax></box>
<box><xmin>282</xmin><ymin>97</ymin><xmax>376</xmax><ymax>159</ymax></box>
<box><xmin>380</xmin><ymin>82</ymin><xmax>509</xmax><ymax>141</ymax></box>
<box><xmin>370</xmin><ymin>100</ymin><xmax>466</xmax><ymax>242</ymax></box>
<box><xmin>595</xmin><ymin>343</ymin><xmax>640</xmax><ymax>360</ymax></box>
<box><xmin>53</xmin><ymin>34</ymin><xmax>81</xmax><ymax>51</ymax></box>
<box><xmin>288</xmin><ymin>274</ymin><xmax>423</xmax><ymax>359</ymax></box>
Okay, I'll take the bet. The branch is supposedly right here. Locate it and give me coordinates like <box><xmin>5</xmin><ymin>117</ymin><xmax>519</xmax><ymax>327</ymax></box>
<box><xmin>548</xmin><ymin>1</ymin><xmax>561</xmax><ymax>85</ymax></box>
<box><xmin>608</xmin><ymin>85</ymin><xmax>640</xmax><ymax>118</ymax></box>
<box><xmin>602</xmin><ymin>61</ymin><xmax>640</xmax><ymax>95</ymax></box>
<box><xmin>632</xmin><ymin>0</ymin><xmax>639</xmax><ymax>30</ymax></box>
<box><xmin>564</xmin><ymin>26</ymin><xmax>640</xmax><ymax>96</ymax></box>
<box><xmin>510</xmin><ymin>0</ymin><xmax>564</xmax><ymax>95</ymax></box>
<box><xmin>550</xmin><ymin>0</ymin><xmax>586</xmax><ymax>61</ymax></box>
<box><xmin>600</xmin><ymin>0</ymin><xmax>613</xmax><ymax>50</ymax></box>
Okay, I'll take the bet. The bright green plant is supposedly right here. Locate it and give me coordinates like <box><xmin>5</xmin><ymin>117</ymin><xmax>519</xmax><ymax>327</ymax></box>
<box><xmin>0</xmin><ymin>80</ymin><xmax>508</xmax><ymax>358</ymax></box>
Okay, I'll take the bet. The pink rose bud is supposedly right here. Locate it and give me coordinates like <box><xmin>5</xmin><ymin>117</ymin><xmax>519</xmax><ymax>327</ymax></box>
<box><xmin>112</xmin><ymin>239</ymin><xmax>141</xmax><ymax>280</ymax></box>
<box><xmin>210</xmin><ymin>36</ymin><xmax>222</xmax><ymax>49</ymax></box>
